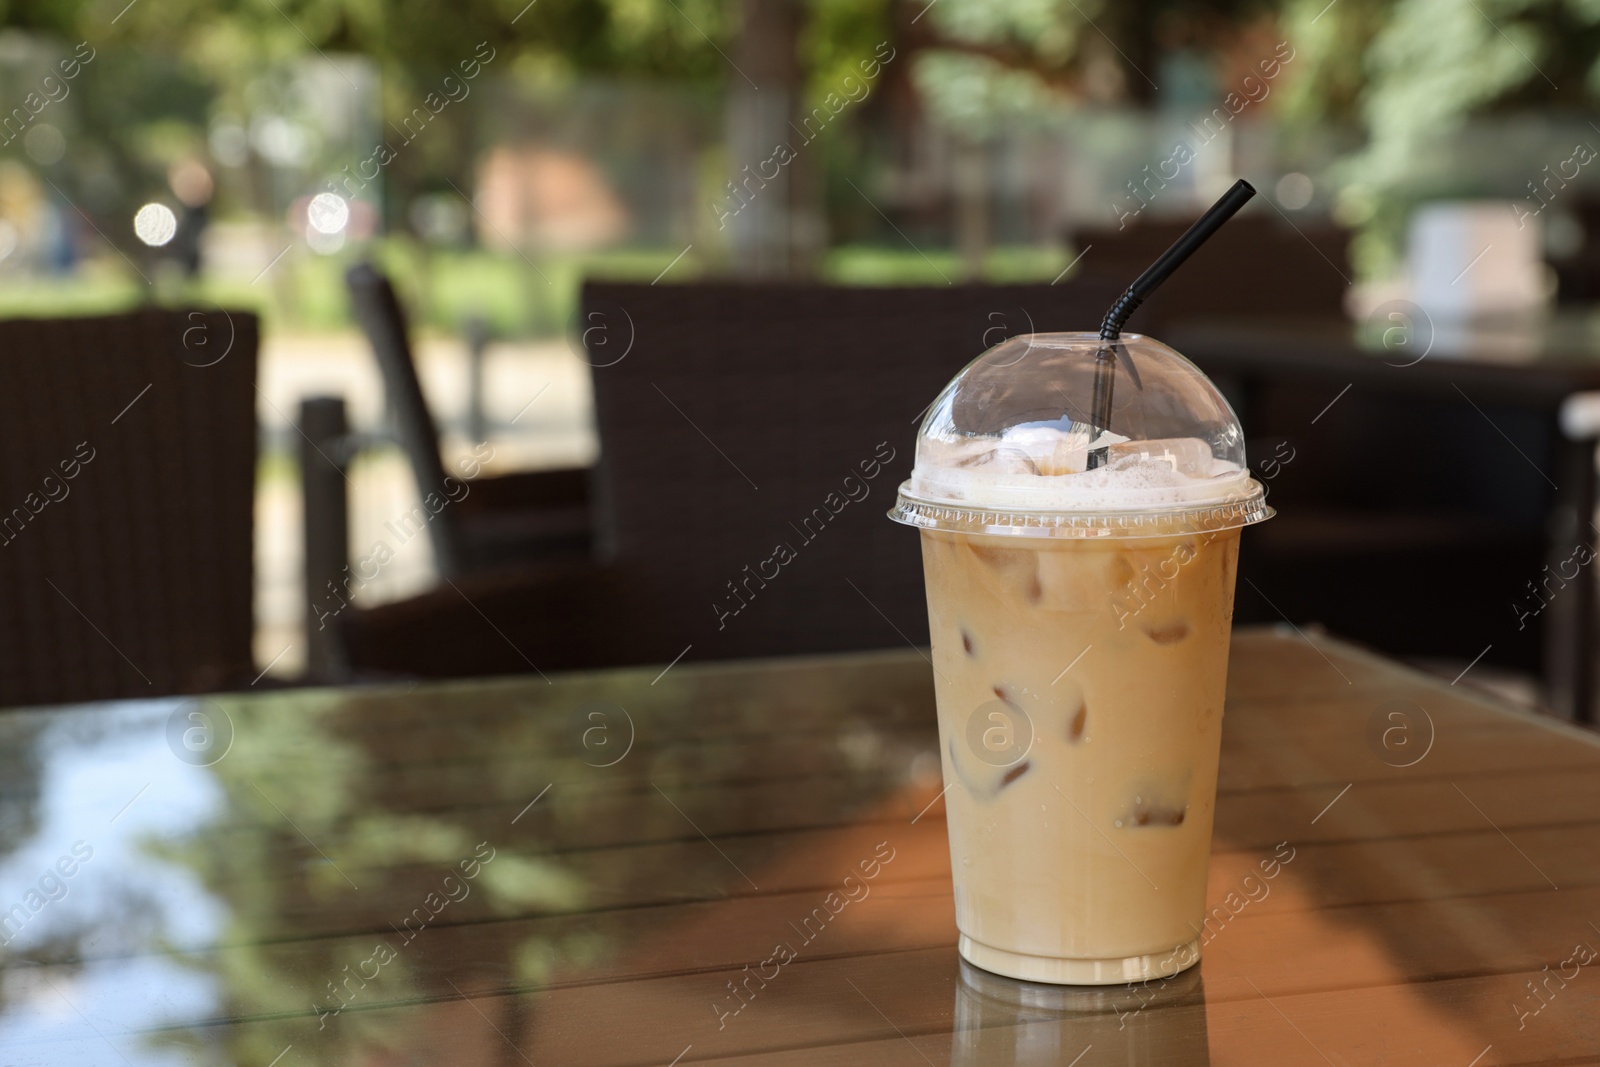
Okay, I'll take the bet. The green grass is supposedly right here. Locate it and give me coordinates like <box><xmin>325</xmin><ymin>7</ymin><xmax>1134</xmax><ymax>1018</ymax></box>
<box><xmin>0</xmin><ymin>273</ymin><xmax>148</xmax><ymax>319</ymax></box>
<box><xmin>0</xmin><ymin>241</ymin><xmax>1070</xmax><ymax>339</ymax></box>
<box><xmin>822</xmin><ymin>244</ymin><xmax>1071</xmax><ymax>286</ymax></box>
<box><xmin>256</xmin><ymin>446</ymin><xmax>301</xmax><ymax>487</ymax></box>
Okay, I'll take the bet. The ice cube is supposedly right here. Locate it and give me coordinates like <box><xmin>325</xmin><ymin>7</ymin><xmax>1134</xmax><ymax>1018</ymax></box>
<box><xmin>999</xmin><ymin>424</ymin><xmax>1092</xmax><ymax>476</ymax></box>
<box><xmin>1068</xmin><ymin>700</ymin><xmax>1087</xmax><ymax>742</ymax></box>
<box><xmin>1143</xmin><ymin>620</ymin><xmax>1190</xmax><ymax>645</ymax></box>
<box><xmin>957</xmin><ymin>446</ymin><xmax>1040</xmax><ymax>475</ymax></box>
<box><xmin>1034</xmin><ymin>545</ymin><xmax>1125</xmax><ymax>617</ymax></box>
<box><xmin>1106</xmin><ymin>437</ymin><xmax>1214</xmax><ymax>477</ymax></box>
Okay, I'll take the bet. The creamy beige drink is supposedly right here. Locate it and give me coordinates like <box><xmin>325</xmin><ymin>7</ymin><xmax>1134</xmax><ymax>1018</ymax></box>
<box><xmin>925</xmin><ymin>524</ymin><xmax>1239</xmax><ymax>983</ymax></box>
<box><xmin>891</xmin><ymin>331</ymin><xmax>1270</xmax><ymax>985</ymax></box>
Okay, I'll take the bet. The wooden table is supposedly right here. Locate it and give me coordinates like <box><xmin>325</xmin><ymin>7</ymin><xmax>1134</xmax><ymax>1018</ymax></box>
<box><xmin>2</xmin><ymin>628</ymin><xmax>1599</xmax><ymax>1065</ymax></box>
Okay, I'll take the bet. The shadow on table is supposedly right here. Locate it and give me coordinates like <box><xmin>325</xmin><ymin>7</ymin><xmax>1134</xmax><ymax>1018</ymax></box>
<box><xmin>1203</xmin><ymin>632</ymin><xmax>1586</xmax><ymax>1062</ymax></box>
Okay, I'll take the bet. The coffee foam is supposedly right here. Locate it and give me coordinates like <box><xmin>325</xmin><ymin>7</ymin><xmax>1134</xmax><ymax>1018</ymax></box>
<box><xmin>909</xmin><ymin>427</ymin><xmax>1252</xmax><ymax>511</ymax></box>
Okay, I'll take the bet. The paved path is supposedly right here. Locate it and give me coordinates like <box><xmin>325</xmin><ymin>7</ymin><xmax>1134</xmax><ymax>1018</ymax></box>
<box><xmin>253</xmin><ymin>331</ymin><xmax>596</xmax><ymax>678</ymax></box>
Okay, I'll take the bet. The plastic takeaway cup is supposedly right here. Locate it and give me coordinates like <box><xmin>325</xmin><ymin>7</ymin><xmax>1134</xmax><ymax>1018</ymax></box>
<box><xmin>889</xmin><ymin>331</ymin><xmax>1273</xmax><ymax>985</ymax></box>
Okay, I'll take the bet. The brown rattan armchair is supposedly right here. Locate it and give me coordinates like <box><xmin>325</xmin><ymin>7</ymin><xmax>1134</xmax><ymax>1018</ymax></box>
<box><xmin>0</xmin><ymin>309</ymin><xmax>258</xmax><ymax>706</ymax></box>
<box><xmin>344</xmin><ymin>262</ymin><xmax>592</xmax><ymax>578</ymax></box>
<box><xmin>334</xmin><ymin>276</ymin><xmax>1129</xmax><ymax>679</ymax></box>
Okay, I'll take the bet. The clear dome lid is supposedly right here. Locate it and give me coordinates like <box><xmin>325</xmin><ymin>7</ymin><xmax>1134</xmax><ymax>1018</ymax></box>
<box><xmin>890</xmin><ymin>332</ymin><xmax>1272</xmax><ymax>539</ymax></box>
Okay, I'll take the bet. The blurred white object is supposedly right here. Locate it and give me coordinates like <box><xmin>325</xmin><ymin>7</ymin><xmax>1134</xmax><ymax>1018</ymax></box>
<box><xmin>307</xmin><ymin>193</ymin><xmax>350</xmax><ymax>235</ymax></box>
<box><xmin>1275</xmin><ymin>172</ymin><xmax>1314</xmax><ymax>210</ymax></box>
<box><xmin>1559</xmin><ymin>392</ymin><xmax>1600</xmax><ymax>440</ymax></box>
<box><xmin>133</xmin><ymin>203</ymin><xmax>177</xmax><ymax>247</ymax></box>
<box><xmin>1408</xmin><ymin>201</ymin><xmax>1545</xmax><ymax>320</ymax></box>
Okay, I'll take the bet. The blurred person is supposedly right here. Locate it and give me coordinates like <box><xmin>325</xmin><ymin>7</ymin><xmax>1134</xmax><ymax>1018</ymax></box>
<box><xmin>168</xmin><ymin>158</ymin><xmax>213</xmax><ymax>277</ymax></box>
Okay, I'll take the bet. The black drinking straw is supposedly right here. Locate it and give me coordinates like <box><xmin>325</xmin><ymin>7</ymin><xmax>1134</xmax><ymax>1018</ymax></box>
<box><xmin>1086</xmin><ymin>179</ymin><xmax>1257</xmax><ymax>469</ymax></box>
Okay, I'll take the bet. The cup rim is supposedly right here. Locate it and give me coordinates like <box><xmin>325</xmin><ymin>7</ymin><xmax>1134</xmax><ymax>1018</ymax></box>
<box><xmin>887</xmin><ymin>479</ymin><xmax>1273</xmax><ymax>539</ymax></box>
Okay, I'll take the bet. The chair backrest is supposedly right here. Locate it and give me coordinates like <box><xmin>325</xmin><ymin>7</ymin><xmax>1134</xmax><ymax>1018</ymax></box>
<box><xmin>582</xmin><ymin>278</ymin><xmax>1127</xmax><ymax>664</ymax></box>
<box><xmin>345</xmin><ymin>263</ymin><xmax>467</xmax><ymax>576</ymax></box>
<box><xmin>1069</xmin><ymin>213</ymin><xmax>1351</xmax><ymax>325</ymax></box>
<box><xmin>0</xmin><ymin>309</ymin><xmax>258</xmax><ymax>706</ymax></box>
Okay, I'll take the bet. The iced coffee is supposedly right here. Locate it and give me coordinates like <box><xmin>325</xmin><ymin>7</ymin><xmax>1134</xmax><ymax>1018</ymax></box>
<box><xmin>891</xmin><ymin>332</ymin><xmax>1271</xmax><ymax>985</ymax></box>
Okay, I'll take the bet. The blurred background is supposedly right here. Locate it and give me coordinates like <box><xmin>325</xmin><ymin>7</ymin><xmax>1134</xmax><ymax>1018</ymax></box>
<box><xmin>7</xmin><ymin>0</ymin><xmax>1600</xmax><ymax>702</ymax></box>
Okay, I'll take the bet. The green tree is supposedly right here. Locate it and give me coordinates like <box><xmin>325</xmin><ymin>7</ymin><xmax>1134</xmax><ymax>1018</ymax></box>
<box><xmin>1283</xmin><ymin>0</ymin><xmax>1600</xmax><ymax>277</ymax></box>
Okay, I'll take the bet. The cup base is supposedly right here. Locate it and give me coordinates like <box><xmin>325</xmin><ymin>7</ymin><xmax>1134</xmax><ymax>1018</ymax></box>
<box><xmin>958</xmin><ymin>933</ymin><xmax>1202</xmax><ymax>986</ymax></box>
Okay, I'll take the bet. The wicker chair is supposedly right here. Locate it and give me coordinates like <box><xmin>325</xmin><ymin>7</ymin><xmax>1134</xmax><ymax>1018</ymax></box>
<box><xmin>0</xmin><ymin>309</ymin><xmax>258</xmax><ymax>706</ymax></box>
<box><xmin>344</xmin><ymin>263</ymin><xmax>592</xmax><ymax>579</ymax></box>
<box><xmin>1068</xmin><ymin>213</ymin><xmax>1351</xmax><ymax>326</ymax></box>
<box><xmin>337</xmin><ymin>277</ymin><xmax>1128</xmax><ymax>678</ymax></box>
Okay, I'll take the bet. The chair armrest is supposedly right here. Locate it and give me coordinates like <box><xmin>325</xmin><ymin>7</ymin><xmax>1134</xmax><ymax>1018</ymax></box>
<box><xmin>299</xmin><ymin>396</ymin><xmax>353</xmax><ymax>680</ymax></box>
<box><xmin>334</xmin><ymin>559</ymin><xmax>653</xmax><ymax>680</ymax></box>
<box><xmin>455</xmin><ymin>467</ymin><xmax>592</xmax><ymax>516</ymax></box>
